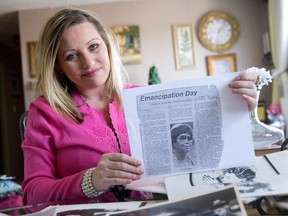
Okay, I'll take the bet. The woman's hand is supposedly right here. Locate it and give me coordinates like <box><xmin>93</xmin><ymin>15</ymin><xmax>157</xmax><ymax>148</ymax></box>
<box><xmin>91</xmin><ymin>153</ymin><xmax>144</xmax><ymax>192</ymax></box>
<box><xmin>228</xmin><ymin>71</ymin><xmax>258</xmax><ymax>112</ymax></box>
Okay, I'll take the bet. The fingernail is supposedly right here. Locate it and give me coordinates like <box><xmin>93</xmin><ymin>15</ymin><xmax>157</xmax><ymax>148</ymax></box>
<box><xmin>138</xmin><ymin>167</ymin><xmax>144</xmax><ymax>173</ymax></box>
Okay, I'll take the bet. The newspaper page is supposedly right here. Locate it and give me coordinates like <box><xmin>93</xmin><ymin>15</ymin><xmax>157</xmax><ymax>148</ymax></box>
<box><xmin>165</xmin><ymin>150</ymin><xmax>288</xmax><ymax>202</ymax></box>
<box><xmin>122</xmin><ymin>72</ymin><xmax>255</xmax><ymax>178</ymax></box>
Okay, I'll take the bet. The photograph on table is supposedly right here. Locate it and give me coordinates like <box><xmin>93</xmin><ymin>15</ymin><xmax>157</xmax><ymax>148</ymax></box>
<box><xmin>110</xmin><ymin>185</ymin><xmax>246</xmax><ymax>216</ymax></box>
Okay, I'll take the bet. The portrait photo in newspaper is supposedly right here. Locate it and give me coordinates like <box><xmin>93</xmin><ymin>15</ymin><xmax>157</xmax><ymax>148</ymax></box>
<box><xmin>170</xmin><ymin>122</ymin><xmax>197</xmax><ymax>169</ymax></box>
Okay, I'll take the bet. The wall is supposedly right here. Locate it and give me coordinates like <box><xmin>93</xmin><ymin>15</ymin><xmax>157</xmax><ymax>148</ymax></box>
<box><xmin>18</xmin><ymin>0</ymin><xmax>270</xmax><ymax>110</ymax></box>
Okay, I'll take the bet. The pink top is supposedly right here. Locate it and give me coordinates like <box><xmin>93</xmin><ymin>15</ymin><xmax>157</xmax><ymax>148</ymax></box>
<box><xmin>21</xmin><ymin>84</ymin><xmax>139</xmax><ymax>205</ymax></box>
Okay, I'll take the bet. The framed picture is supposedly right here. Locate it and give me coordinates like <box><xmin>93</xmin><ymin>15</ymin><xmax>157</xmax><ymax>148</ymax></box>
<box><xmin>111</xmin><ymin>25</ymin><xmax>141</xmax><ymax>64</ymax></box>
<box><xmin>28</xmin><ymin>41</ymin><xmax>37</xmax><ymax>78</ymax></box>
<box><xmin>206</xmin><ymin>53</ymin><xmax>237</xmax><ymax>76</ymax></box>
<box><xmin>172</xmin><ymin>23</ymin><xmax>196</xmax><ymax>70</ymax></box>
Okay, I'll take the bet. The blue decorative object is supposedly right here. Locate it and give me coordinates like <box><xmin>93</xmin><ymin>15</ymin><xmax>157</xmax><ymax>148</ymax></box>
<box><xmin>0</xmin><ymin>175</ymin><xmax>22</xmax><ymax>199</ymax></box>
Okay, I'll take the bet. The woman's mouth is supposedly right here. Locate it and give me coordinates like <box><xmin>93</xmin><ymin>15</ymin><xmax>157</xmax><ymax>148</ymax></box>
<box><xmin>82</xmin><ymin>68</ymin><xmax>100</xmax><ymax>77</ymax></box>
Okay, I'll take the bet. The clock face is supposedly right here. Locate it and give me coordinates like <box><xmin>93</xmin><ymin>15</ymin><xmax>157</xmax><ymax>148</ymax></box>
<box><xmin>206</xmin><ymin>18</ymin><xmax>232</xmax><ymax>45</ymax></box>
<box><xmin>198</xmin><ymin>11</ymin><xmax>239</xmax><ymax>52</ymax></box>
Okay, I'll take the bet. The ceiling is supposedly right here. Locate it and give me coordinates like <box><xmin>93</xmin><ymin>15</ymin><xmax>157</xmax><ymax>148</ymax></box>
<box><xmin>0</xmin><ymin>0</ymin><xmax>130</xmax><ymax>50</ymax></box>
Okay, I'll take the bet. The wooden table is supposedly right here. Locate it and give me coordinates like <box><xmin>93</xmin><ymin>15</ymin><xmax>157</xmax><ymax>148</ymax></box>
<box><xmin>254</xmin><ymin>143</ymin><xmax>282</xmax><ymax>156</ymax></box>
<box><xmin>255</xmin><ymin>148</ymin><xmax>280</xmax><ymax>156</ymax></box>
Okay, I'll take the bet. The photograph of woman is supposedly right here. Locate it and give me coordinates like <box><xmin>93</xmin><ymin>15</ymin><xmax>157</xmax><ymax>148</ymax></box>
<box><xmin>170</xmin><ymin>123</ymin><xmax>196</xmax><ymax>168</ymax></box>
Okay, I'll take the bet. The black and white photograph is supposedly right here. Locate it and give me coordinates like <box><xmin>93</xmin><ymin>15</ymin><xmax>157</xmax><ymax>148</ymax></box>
<box><xmin>110</xmin><ymin>185</ymin><xmax>246</xmax><ymax>216</ymax></box>
<box><xmin>165</xmin><ymin>151</ymin><xmax>288</xmax><ymax>202</ymax></box>
<box><xmin>190</xmin><ymin>166</ymin><xmax>273</xmax><ymax>194</ymax></box>
<box><xmin>170</xmin><ymin>122</ymin><xmax>196</xmax><ymax>168</ymax></box>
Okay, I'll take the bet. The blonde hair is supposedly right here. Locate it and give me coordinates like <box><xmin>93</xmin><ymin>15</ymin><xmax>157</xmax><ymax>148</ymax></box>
<box><xmin>35</xmin><ymin>8</ymin><xmax>127</xmax><ymax>123</ymax></box>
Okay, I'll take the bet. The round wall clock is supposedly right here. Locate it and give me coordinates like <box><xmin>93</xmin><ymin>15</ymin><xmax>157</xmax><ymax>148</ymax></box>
<box><xmin>198</xmin><ymin>11</ymin><xmax>240</xmax><ymax>52</ymax></box>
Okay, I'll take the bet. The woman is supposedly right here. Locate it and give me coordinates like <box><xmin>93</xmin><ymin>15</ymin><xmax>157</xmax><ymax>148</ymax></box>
<box><xmin>21</xmin><ymin>8</ymin><xmax>258</xmax><ymax>205</ymax></box>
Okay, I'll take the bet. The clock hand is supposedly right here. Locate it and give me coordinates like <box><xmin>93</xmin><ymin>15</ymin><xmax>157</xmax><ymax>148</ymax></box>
<box><xmin>217</xmin><ymin>26</ymin><xmax>224</xmax><ymax>43</ymax></box>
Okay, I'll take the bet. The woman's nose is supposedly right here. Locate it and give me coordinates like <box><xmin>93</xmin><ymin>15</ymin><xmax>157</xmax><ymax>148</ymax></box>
<box><xmin>81</xmin><ymin>53</ymin><xmax>94</xmax><ymax>69</ymax></box>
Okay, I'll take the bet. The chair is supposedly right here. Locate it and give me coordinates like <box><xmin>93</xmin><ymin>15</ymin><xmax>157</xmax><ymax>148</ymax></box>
<box><xmin>19</xmin><ymin>111</ymin><xmax>29</xmax><ymax>142</ymax></box>
<box><xmin>281</xmin><ymin>138</ymin><xmax>288</xmax><ymax>151</ymax></box>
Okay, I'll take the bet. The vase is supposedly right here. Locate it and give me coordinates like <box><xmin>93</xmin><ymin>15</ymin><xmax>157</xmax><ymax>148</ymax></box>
<box><xmin>250</xmin><ymin>91</ymin><xmax>284</xmax><ymax>149</ymax></box>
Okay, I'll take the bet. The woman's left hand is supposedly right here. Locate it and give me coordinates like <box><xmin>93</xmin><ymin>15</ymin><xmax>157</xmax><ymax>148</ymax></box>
<box><xmin>228</xmin><ymin>71</ymin><xmax>258</xmax><ymax>112</ymax></box>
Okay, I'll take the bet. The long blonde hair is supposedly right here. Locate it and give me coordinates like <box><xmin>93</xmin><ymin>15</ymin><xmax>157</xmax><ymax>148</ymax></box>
<box><xmin>35</xmin><ymin>8</ymin><xmax>127</xmax><ymax>123</ymax></box>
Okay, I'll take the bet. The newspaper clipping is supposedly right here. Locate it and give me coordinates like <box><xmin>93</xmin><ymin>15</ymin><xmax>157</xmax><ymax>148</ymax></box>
<box><xmin>123</xmin><ymin>72</ymin><xmax>255</xmax><ymax>178</ymax></box>
<box><xmin>136</xmin><ymin>85</ymin><xmax>223</xmax><ymax>175</ymax></box>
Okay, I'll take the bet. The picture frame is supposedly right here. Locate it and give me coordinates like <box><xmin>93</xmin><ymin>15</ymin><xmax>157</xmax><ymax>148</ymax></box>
<box><xmin>172</xmin><ymin>23</ymin><xmax>196</xmax><ymax>70</ymax></box>
<box><xmin>28</xmin><ymin>41</ymin><xmax>37</xmax><ymax>78</ymax></box>
<box><xmin>111</xmin><ymin>25</ymin><xmax>141</xmax><ymax>65</ymax></box>
<box><xmin>206</xmin><ymin>53</ymin><xmax>237</xmax><ymax>76</ymax></box>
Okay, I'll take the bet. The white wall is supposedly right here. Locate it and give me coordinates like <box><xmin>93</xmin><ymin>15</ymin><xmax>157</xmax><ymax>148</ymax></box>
<box><xmin>19</xmin><ymin>0</ymin><xmax>269</xmax><ymax>110</ymax></box>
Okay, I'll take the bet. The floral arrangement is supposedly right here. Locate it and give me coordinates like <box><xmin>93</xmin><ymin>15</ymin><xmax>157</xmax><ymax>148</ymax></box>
<box><xmin>246</xmin><ymin>67</ymin><xmax>273</xmax><ymax>90</ymax></box>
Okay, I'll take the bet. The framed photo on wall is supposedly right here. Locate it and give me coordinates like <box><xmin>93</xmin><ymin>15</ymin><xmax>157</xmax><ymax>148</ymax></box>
<box><xmin>172</xmin><ymin>23</ymin><xmax>196</xmax><ymax>70</ymax></box>
<box><xmin>111</xmin><ymin>25</ymin><xmax>141</xmax><ymax>64</ymax></box>
<box><xmin>28</xmin><ymin>41</ymin><xmax>37</xmax><ymax>78</ymax></box>
<box><xmin>206</xmin><ymin>53</ymin><xmax>237</xmax><ymax>76</ymax></box>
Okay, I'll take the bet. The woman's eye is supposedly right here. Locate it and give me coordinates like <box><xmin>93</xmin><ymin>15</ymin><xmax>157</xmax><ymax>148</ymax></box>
<box><xmin>89</xmin><ymin>43</ymin><xmax>99</xmax><ymax>51</ymax></box>
<box><xmin>66</xmin><ymin>53</ymin><xmax>78</xmax><ymax>61</ymax></box>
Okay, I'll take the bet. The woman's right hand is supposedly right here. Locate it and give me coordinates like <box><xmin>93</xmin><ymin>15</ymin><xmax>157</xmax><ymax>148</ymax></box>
<box><xmin>91</xmin><ymin>153</ymin><xmax>144</xmax><ymax>192</ymax></box>
<box><xmin>228</xmin><ymin>71</ymin><xmax>258</xmax><ymax>112</ymax></box>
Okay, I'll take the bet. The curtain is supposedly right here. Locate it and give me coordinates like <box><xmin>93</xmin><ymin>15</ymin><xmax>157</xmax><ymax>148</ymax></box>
<box><xmin>268</xmin><ymin>0</ymin><xmax>288</xmax><ymax>137</ymax></box>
